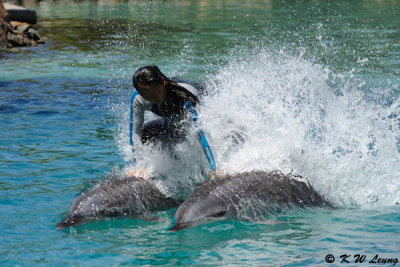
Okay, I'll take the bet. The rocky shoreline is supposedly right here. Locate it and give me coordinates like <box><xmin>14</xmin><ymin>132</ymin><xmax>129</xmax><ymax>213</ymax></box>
<box><xmin>0</xmin><ymin>1</ymin><xmax>45</xmax><ymax>50</ymax></box>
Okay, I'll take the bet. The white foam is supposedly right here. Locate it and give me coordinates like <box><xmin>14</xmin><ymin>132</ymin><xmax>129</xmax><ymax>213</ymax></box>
<box><xmin>114</xmin><ymin>46</ymin><xmax>400</xmax><ymax>208</ymax></box>
<box><xmin>199</xmin><ymin>47</ymin><xmax>400</xmax><ymax>208</ymax></box>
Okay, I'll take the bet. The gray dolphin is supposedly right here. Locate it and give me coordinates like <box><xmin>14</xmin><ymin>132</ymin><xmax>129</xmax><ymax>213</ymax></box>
<box><xmin>56</xmin><ymin>174</ymin><xmax>179</xmax><ymax>229</ymax></box>
<box><xmin>170</xmin><ymin>171</ymin><xmax>332</xmax><ymax>231</ymax></box>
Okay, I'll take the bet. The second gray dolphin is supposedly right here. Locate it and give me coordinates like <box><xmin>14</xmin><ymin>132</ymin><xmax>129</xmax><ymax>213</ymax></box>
<box><xmin>57</xmin><ymin>174</ymin><xmax>179</xmax><ymax>229</ymax></box>
<box><xmin>170</xmin><ymin>170</ymin><xmax>332</xmax><ymax>231</ymax></box>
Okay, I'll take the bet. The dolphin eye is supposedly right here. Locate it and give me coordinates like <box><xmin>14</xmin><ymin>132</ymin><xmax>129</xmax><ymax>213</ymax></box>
<box><xmin>212</xmin><ymin>211</ymin><xmax>226</xmax><ymax>217</ymax></box>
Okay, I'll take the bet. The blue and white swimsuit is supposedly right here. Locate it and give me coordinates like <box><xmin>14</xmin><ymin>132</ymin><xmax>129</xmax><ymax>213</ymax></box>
<box><xmin>130</xmin><ymin>78</ymin><xmax>201</xmax><ymax>145</ymax></box>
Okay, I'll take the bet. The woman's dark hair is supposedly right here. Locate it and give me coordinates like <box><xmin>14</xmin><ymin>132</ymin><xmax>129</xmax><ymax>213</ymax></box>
<box><xmin>132</xmin><ymin>66</ymin><xmax>168</xmax><ymax>89</ymax></box>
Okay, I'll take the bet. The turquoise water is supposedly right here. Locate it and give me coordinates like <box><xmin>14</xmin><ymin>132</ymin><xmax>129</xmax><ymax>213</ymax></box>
<box><xmin>1</xmin><ymin>0</ymin><xmax>399</xmax><ymax>265</ymax></box>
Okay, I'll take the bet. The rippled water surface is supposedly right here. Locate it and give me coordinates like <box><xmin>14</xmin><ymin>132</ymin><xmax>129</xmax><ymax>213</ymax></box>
<box><xmin>1</xmin><ymin>0</ymin><xmax>399</xmax><ymax>265</ymax></box>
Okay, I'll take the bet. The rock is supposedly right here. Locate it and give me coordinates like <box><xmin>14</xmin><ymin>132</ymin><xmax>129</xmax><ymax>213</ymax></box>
<box><xmin>11</xmin><ymin>23</ymin><xmax>41</xmax><ymax>42</ymax></box>
<box><xmin>1</xmin><ymin>1</ymin><xmax>44</xmax><ymax>49</ymax></box>
<box><xmin>14</xmin><ymin>23</ymin><xmax>30</xmax><ymax>34</ymax></box>
<box><xmin>0</xmin><ymin>1</ymin><xmax>8</xmax><ymax>48</ymax></box>
<box><xmin>7</xmin><ymin>31</ymin><xmax>33</xmax><ymax>46</ymax></box>
<box><xmin>36</xmin><ymin>36</ymin><xmax>47</xmax><ymax>44</ymax></box>
<box><xmin>26</xmin><ymin>26</ymin><xmax>41</xmax><ymax>41</ymax></box>
<box><xmin>10</xmin><ymin>21</ymin><xmax>28</xmax><ymax>27</ymax></box>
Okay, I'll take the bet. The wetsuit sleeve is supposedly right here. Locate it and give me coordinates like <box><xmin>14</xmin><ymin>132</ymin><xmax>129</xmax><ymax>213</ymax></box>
<box><xmin>132</xmin><ymin>93</ymin><xmax>152</xmax><ymax>142</ymax></box>
<box><xmin>171</xmin><ymin>77</ymin><xmax>202</xmax><ymax>99</ymax></box>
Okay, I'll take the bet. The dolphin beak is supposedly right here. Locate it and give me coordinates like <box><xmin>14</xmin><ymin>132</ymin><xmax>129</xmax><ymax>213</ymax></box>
<box><xmin>56</xmin><ymin>217</ymin><xmax>81</xmax><ymax>229</ymax></box>
<box><xmin>56</xmin><ymin>220</ymin><xmax>69</xmax><ymax>229</ymax></box>
<box><xmin>169</xmin><ymin>223</ymin><xmax>190</xmax><ymax>231</ymax></box>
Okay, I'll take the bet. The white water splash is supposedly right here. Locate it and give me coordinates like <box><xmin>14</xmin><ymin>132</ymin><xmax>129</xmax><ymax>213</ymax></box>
<box><xmin>114</xmin><ymin>105</ymin><xmax>210</xmax><ymax>199</ymax></box>
<box><xmin>199</xmin><ymin>47</ymin><xmax>400</xmax><ymax>208</ymax></box>
<box><xmin>114</xmin><ymin>47</ymin><xmax>399</xmax><ymax>207</ymax></box>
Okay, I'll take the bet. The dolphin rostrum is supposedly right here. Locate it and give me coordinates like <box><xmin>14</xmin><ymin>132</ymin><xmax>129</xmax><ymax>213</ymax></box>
<box><xmin>56</xmin><ymin>174</ymin><xmax>179</xmax><ymax>229</ymax></box>
<box><xmin>170</xmin><ymin>170</ymin><xmax>332</xmax><ymax>231</ymax></box>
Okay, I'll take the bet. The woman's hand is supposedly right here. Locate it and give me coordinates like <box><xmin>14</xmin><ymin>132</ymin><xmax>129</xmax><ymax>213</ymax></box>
<box><xmin>126</xmin><ymin>169</ymin><xmax>149</xmax><ymax>180</ymax></box>
<box><xmin>208</xmin><ymin>169</ymin><xmax>227</xmax><ymax>179</ymax></box>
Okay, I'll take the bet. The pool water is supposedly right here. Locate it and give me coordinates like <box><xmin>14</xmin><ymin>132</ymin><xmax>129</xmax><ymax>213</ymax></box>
<box><xmin>0</xmin><ymin>0</ymin><xmax>399</xmax><ymax>265</ymax></box>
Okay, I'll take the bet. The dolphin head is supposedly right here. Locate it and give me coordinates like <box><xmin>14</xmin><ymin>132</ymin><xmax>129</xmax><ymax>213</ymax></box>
<box><xmin>56</xmin><ymin>191</ymin><xmax>101</xmax><ymax>229</ymax></box>
<box><xmin>56</xmin><ymin>214</ymin><xmax>87</xmax><ymax>229</ymax></box>
<box><xmin>170</xmin><ymin>193</ymin><xmax>228</xmax><ymax>231</ymax></box>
